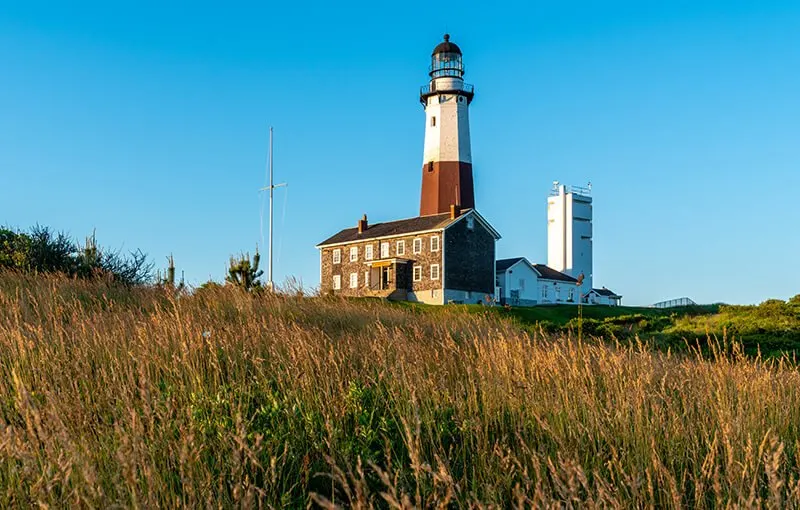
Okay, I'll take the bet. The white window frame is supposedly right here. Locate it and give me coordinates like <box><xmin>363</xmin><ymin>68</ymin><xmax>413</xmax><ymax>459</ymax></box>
<box><xmin>349</xmin><ymin>272</ymin><xmax>358</xmax><ymax>289</ymax></box>
<box><xmin>380</xmin><ymin>242</ymin><xmax>389</xmax><ymax>259</ymax></box>
<box><xmin>364</xmin><ymin>244</ymin><xmax>373</xmax><ymax>261</ymax></box>
<box><xmin>430</xmin><ymin>235</ymin><xmax>440</xmax><ymax>252</ymax></box>
<box><xmin>430</xmin><ymin>264</ymin><xmax>440</xmax><ymax>281</ymax></box>
<box><xmin>364</xmin><ymin>271</ymin><xmax>370</xmax><ymax>287</ymax></box>
<box><xmin>413</xmin><ymin>238</ymin><xmax>422</xmax><ymax>254</ymax></box>
<box><xmin>332</xmin><ymin>249</ymin><xmax>341</xmax><ymax>265</ymax></box>
<box><xmin>413</xmin><ymin>265</ymin><xmax>422</xmax><ymax>282</ymax></box>
<box><xmin>542</xmin><ymin>285</ymin><xmax>548</xmax><ymax>299</ymax></box>
<box><xmin>333</xmin><ymin>275</ymin><xmax>341</xmax><ymax>290</ymax></box>
<box><xmin>349</xmin><ymin>246</ymin><xmax>358</xmax><ymax>262</ymax></box>
<box><xmin>568</xmin><ymin>287</ymin><xmax>575</xmax><ymax>301</ymax></box>
<box><xmin>396</xmin><ymin>240</ymin><xmax>405</xmax><ymax>256</ymax></box>
<box><xmin>519</xmin><ymin>278</ymin><xmax>525</xmax><ymax>291</ymax></box>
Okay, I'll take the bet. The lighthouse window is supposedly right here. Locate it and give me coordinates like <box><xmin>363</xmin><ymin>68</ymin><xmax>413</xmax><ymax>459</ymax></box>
<box><xmin>428</xmin><ymin>161</ymin><xmax>434</xmax><ymax>172</ymax></box>
<box><xmin>431</xmin><ymin>116</ymin><xmax>436</xmax><ymax>127</ymax></box>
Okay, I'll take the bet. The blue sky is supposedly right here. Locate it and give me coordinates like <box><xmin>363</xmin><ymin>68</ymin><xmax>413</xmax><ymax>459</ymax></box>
<box><xmin>1</xmin><ymin>1</ymin><xmax>799</xmax><ymax>305</ymax></box>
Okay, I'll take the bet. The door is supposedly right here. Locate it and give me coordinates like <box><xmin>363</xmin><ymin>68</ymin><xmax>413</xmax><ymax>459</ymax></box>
<box><xmin>380</xmin><ymin>267</ymin><xmax>391</xmax><ymax>290</ymax></box>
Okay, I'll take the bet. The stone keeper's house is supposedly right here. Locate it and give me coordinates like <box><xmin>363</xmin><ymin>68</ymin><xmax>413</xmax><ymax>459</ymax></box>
<box><xmin>316</xmin><ymin>206</ymin><xmax>500</xmax><ymax>305</ymax></box>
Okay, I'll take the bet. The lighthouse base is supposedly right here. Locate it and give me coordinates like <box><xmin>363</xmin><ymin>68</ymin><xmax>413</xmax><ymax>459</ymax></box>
<box><xmin>420</xmin><ymin>161</ymin><xmax>475</xmax><ymax>216</ymax></box>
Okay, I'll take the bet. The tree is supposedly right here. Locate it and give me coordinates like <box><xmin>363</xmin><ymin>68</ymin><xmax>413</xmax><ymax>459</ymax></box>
<box><xmin>0</xmin><ymin>228</ymin><xmax>32</xmax><ymax>270</ymax></box>
<box><xmin>226</xmin><ymin>249</ymin><xmax>263</xmax><ymax>290</ymax></box>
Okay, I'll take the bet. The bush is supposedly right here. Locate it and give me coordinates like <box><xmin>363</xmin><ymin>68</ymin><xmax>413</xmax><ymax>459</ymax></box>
<box><xmin>0</xmin><ymin>226</ymin><xmax>152</xmax><ymax>285</ymax></box>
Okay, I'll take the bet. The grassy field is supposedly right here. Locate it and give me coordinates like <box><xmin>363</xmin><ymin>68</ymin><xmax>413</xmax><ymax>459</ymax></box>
<box><xmin>2</xmin><ymin>273</ymin><xmax>800</xmax><ymax>507</ymax></box>
<box><xmin>397</xmin><ymin>299</ymin><xmax>800</xmax><ymax>356</ymax></box>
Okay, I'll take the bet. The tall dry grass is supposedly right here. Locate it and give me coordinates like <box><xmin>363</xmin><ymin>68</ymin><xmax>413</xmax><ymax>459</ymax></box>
<box><xmin>2</xmin><ymin>273</ymin><xmax>800</xmax><ymax>507</ymax></box>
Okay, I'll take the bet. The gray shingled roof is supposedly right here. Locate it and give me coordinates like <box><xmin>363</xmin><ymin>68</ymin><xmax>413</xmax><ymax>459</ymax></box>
<box><xmin>496</xmin><ymin>258</ymin><xmax>578</xmax><ymax>283</ymax></box>
<box><xmin>592</xmin><ymin>287</ymin><xmax>621</xmax><ymax>297</ymax></box>
<box><xmin>496</xmin><ymin>257</ymin><xmax>526</xmax><ymax>272</ymax></box>
<box><xmin>532</xmin><ymin>264</ymin><xmax>578</xmax><ymax>283</ymax></box>
<box><xmin>317</xmin><ymin>212</ymin><xmax>456</xmax><ymax>247</ymax></box>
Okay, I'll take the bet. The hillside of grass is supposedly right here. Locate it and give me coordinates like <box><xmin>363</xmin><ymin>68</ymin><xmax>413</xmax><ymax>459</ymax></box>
<box><xmin>395</xmin><ymin>299</ymin><xmax>800</xmax><ymax>356</ymax></box>
<box><xmin>3</xmin><ymin>273</ymin><xmax>800</xmax><ymax>506</ymax></box>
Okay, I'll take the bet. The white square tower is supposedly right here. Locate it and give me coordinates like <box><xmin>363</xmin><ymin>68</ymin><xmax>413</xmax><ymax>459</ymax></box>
<box><xmin>547</xmin><ymin>182</ymin><xmax>593</xmax><ymax>294</ymax></box>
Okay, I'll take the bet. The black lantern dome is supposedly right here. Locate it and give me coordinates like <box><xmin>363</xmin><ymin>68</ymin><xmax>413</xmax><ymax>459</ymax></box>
<box><xmin>432</xmin><ymin>33</ymin><xmax>462</xmax><ymax>56</ymax></box>
<box><xmin>429</xmin><ymin>34</ymin><xmax>464</xmax><ymax>79</ymax></box>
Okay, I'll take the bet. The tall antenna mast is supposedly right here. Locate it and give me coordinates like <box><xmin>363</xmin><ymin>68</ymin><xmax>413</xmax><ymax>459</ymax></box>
<box><xmin>259</xmin><ymin>127</ymin><xmax>287</xmax><ymax>291</ymax></box>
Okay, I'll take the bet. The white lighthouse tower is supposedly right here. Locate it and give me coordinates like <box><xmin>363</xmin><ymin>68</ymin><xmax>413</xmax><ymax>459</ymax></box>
<box><xmin>547</xmin><ymin>182</ymin><xmax>593</xmax><ymax>293</ymax></box>
<box><xmin>419</xmin><ymin>34</ymin><xmax>475</xmax><ymax>216</ymax></box>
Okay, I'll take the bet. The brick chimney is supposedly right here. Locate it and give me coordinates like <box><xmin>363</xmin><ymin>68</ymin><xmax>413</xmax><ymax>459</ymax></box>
<box><xmin>449</xmin><ymin>204</ymin><xmax>461</xmax><ymax>219</ymax></box>
<box><xmin>357</xmin><ymin>214</ymin><xmax>368</xmax><ymax>233</ymax></box>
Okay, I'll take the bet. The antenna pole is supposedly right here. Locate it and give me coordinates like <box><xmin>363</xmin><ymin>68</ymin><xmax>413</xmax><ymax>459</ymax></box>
<box><xmin>259</xmin><ymin>126</ymin><xmax>287</xmax><ymax>292</ymax></box>
<box><xmin>268</xmin><ymin>127</ymin><xmax>274</xmax><ymax>291</ymax></box>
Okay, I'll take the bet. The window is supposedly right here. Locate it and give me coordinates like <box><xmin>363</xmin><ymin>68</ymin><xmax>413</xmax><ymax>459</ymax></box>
<box><xmin>413</xmin><ymin>238</ymin><xmax>422</xmax><ymax>254</ymax></box>
<box><xmin>427</xmin><ymin>161</ymin><xmax>434</xmax><ymax>173</ymax></box>
<box><xmin>430</xmin><ymin>264</ymin><xmax>440</xmax><ymax>280</ymax></box>
<box><xmin>365</xmin><ymin>271</ymin><xmax>370</xmax><ymax>287</ymax></box>
<box><xmin>430</xmin><ymin>235</ymin><xmax>440</xmax><ymax>252</ymax></box>
<box><xmin>519</xmin><ymin>278</ymin><xmax>525</xmax><ymax>291</ymax></box>
<box><xmin>349</xmin><ymin>246</ymin><xmax>358</xmax><ymax>262</ymax></box>
<box><xmin>466</xmin><ymin>216</ymin><xmax>475</xmax><ymax>230</ymax></box>
<box><xmin>431</xmin><ymin>116</ymin><xmax>436</xmax><ymax>127</ymax></box>
<box><xmin>332</xmin><ymin>249</ymin><xmax>341</xmax><ymax>264</ymax></box>
<box><xmin>333</xmin><ymin>275</ymin><xmax>341</xmax><ymax>290</ymax></box>
<box><xmin>542</xmin><ymin>286</ymin><xmax>548</xmax><ymax>299</ymax></box>
<box><xmin>568</xmin><ymin>287</ymin><xmax>575</xmax><ymax>301</ymax></box>
<box><xmin>396</xmin><ymin>240</ymin><xmax>405</xmax><ymax>256</ymax></box>
<box><xmin>364</xmin><ymin>244</ymin><xmax>373</xmax><ymax>261</ymax></box>
<box><xmin>413</xmin><ymin>265</ymin><xmax>422</xmax><ymax>282</ymax></box>
<box><xmin>380</xmin><ymin>242</ymin><xmax>389</xmax><ymax>258</ymax></box>
<box><xmin>349</xmin><ymin>273</ymin><xmax>358</xmax><ymax>289</ymax></box>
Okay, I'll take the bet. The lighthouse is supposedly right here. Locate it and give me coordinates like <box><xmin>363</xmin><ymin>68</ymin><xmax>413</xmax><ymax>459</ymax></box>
<box><xmin>419</xmin><ymin>34</ymin><xmax>475</xmax><ymax>216</ymax></box>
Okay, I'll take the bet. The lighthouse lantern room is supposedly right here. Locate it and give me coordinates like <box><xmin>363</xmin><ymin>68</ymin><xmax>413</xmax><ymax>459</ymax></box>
<box><xmin>419</xmin><ymin>34</ymin><xmax>476</xmax><ymax>216</ymax></box>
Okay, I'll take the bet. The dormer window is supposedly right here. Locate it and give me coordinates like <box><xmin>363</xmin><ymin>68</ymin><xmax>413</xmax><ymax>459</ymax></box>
<box><xmin>466</xmin><ymin>216</ymin><xmax>474</xmax><ymax>230</ymax></box>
